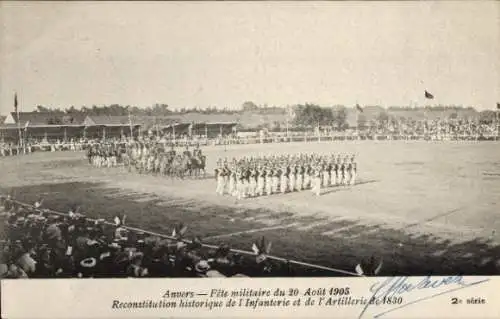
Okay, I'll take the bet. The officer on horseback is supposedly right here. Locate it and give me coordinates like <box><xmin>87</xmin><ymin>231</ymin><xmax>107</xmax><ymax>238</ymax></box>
<box><xmin>183</xmin><ymin>145</ymin><xmax>191</xmax><ymax>158</ymax></box>
<box><xmin>193</xmin><ymin>144</ymin><xmax>202</xmax><ymax>157</ymax></box>
<box><xmin>169</xmin><ymin>144</ymin><xmax>176</xmax><ymax>157</ymax></box>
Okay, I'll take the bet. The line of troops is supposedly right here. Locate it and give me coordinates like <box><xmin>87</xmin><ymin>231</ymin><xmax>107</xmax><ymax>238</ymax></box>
<box><xmin>215</xmin><ymin>153</ymin><xmax>357</xmax><ymax>198</ymax></box>
<box><xmin>1</xmin><ymin>140</ymin><xmax>91</xmax><ymax>157</ymax></box>
<box><xmin>0</xmin><ymin>143</ymin><xmax>34</xmax><ymax>157</ymax></box>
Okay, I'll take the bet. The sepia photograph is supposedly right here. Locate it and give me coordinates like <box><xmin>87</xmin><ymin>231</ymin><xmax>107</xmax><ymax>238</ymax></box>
<box><xmin>0</xmin><ymin>0</ymin><xmax>499</xmax><ymax>287</ymax></box>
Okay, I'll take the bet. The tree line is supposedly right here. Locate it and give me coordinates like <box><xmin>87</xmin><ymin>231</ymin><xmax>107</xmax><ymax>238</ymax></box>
<box><xmin>23</xmin><ymin>102</ymin><xmax>500</xmax><ymax>128</ymax></box>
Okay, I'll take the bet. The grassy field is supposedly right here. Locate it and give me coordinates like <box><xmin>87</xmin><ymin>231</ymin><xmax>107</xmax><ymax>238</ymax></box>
<box><xmin>1</xmin><ymin>140</ymin><xmax>500</xmax><ymax>276</ymax></box>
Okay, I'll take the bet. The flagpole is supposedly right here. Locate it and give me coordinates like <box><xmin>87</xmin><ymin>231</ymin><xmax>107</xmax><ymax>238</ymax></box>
<box><xmin>18</xmin><ymin>118</ymin><xmax>22</xmax><ymax>148</ymax></box>
<box><xmin>15</xmin><ymin>93</ymin><xmax>22</xmax><ymax>148</ymax></box>
<box><xmin>286</xmin><ymin>117</ymin><xmax>289</xmax><ymax>141</ymax></box>
<box><xmin>356</xmin><ymin>101</ymin><xmax>359</xmax><ymax>139</ymax></box>
<box><xmin>496</xmin><ymin>106</ymin><xmax>499</xmax><ymax>141</ymax></box>
<box><xmin>128</xmin><ymin>109</ymin><xmax>133</xmax><ymax>140</ymax></box>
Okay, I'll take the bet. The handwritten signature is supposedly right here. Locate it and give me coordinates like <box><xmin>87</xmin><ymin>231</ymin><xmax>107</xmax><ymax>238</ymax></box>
<box><xmin>358</xmin><ymin>276</ymin><xmax>490</xmax><ymax>319</ymax></box>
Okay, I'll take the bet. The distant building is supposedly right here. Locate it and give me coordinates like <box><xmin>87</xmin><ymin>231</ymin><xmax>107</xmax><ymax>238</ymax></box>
<box><xmin>82</xmin><ymin>115</ymin><xmax>139</xmax><ymax>139</ymax></box>
<box><xmin>3</xmin><ymin>112</ymin><xmax>86</xmax><ymax>126</ymax></box>
<box><xmin>1</xmin><ymin>112</ymin><xmax>87</xmax><ymax>143</ymax></box>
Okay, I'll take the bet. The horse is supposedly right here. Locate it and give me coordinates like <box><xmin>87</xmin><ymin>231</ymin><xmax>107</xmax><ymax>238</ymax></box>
<box><xmin>146</xmin><ymin>155</ymin><xmax>156</xmax><ymax>174</ymax></box>
<box><xmin>153</xmin><ymin>155</ymin><xmax>162</xmax><ymax>175</ymax></box>
<box><xmin>188</xmin><ymin>155</ymin><xmax>207</xmax><ymax>178</ymax></box>
<box><xmin>121</xmin><ymin>152</ymin><xmax>134</xmax><ymax>173</ymax></box>
<box><xmin>86</xmin><ymin>147</ymin><xmax>93</xmax><ymax>164</ymax></box>
<box><xmin>170</xmin><ymin>155</ymin><xmax>190</xmax><ymax>179</ymax></box>
<box><xmin>159</xmin><ymin>156</ymin><xmax>170</xmax><ymax>176</ymax></box>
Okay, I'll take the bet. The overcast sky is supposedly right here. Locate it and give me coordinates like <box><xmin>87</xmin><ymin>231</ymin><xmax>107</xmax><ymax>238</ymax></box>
<box><xmin>1</xmin><ymin>1</ymin><xmax>498</xmax><ymax>114</ymax></box>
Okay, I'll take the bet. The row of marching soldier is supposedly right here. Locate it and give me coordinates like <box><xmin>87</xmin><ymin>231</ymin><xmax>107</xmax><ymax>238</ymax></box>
<box><xmin>215</xmin><ymin>153</ymin><xmax>357</xmax><ymax>198</ymax></box>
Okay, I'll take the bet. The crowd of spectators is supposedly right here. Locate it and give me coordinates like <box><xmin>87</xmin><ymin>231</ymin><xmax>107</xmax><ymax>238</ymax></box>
<box><xmin>362</xmin><ymin>119</ymin><xmax>498</xmax><ymax>140</ymax></box>
<box><xmin>0</xmin><ymin>195</ymin><xmax>327</xmax><ymax>279</ymax></box>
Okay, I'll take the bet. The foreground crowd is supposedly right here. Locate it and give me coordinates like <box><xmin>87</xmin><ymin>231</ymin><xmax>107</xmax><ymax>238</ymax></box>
<box><xmin>0</xmin><ymin>196</ymin><xmax>301</xmax><ymax>279</ymax></box>
<box><xmin>215</xmin><ymin>153</ymin><xmax>357</xmax><ymax>198</ymax></box>
<box><xmin>0</xmin><ymin>194</ymin><xmax>384</xmax><ymax>278</ymax></box>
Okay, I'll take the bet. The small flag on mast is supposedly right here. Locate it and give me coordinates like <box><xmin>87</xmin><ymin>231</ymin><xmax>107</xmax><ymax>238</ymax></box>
<box><xmin>356</xmin><ymin>104</ymin><xmax>363</xmax><ymax>113</ymax></box>
<box><xmin>424</xmin><ymin>90</ymin><xmax>434</xmax><ymax>99</ymax></box>
<box><xmin>14</xmin><ymin>92</ymin><xmax>18</xmax><ymax>114</ymax></box>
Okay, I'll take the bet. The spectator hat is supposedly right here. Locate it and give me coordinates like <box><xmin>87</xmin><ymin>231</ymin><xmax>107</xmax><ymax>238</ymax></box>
<box><xmin>80</xmin><ymin>257</ymin><xmax>97</xmax><ymax>268</ymax></box>
<box><xmin>195</xmin><ymin>260</ymin><xmax>210</xmax><ymax>273</ymax></box>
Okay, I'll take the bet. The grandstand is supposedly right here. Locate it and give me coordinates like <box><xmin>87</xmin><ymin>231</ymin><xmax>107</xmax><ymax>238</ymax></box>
<box><xmin>161</xmin><ymin>122</ymin><xmax>238</xmax><ymax>138</ymax></box>
<box><xmin>0</xmin><ymin>112</ymin><xmax>237</xmax><ymax>143</ymax></box>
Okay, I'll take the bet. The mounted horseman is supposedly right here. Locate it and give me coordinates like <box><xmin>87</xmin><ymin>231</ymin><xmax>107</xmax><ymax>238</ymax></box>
<box><xmin>183</xmin><ymin>145</ymin><xmax>191</xmax><ymax>158</ymax></box>
<box><xmin>189</xmin><ymin>144</ymin><xmax>207</xmax><ymax>178</ymax></box>
<box><xmin>86</xmin><ymin>145</ymin><xmax>93</xmax><ymax>164</ymax></box>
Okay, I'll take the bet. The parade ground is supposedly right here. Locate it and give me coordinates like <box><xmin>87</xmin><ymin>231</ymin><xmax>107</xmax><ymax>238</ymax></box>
<box><xmin>1</xmin><ymin>140</ymin><xmax>500</xmax><ymax>276</ymax></box>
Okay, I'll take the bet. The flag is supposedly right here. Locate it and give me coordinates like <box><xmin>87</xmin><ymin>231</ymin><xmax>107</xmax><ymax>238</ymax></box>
<box><xmin>178</xmin><ymin>223</ymin><xmax>188</xmax><ymax>236</ymax></box>
<box><xmin>496</xmin><ymin>102</ymin><xmax>500</xmax><ymax>110</ymax></box>
<box><xmin>424</xmin><ymin>90</ymin><xmax>434</xmax><ymax>99</ymax></box>
<box><xmin>356</xmin><ymin>104</ymin><xmax>363</xmax><ymax>113</ymax></box>
<box><xmin>14</xmin><ymin>93</ymin><xmax>18</xmax><ymax>114</ymax></box>
<box><xmin>172</xmin><ymin>223</ymin><xmax>187</xmax><ymax>238</ymax></box>
<box><xmin>265</xmin><ymin>241</ymin><xmax>272</xmax><ymax>254</ymax></box>
<box><xmin>355</xmin><ymin>264</ymin><xmax>364</xmax><ymax>275</ymax></box>
<box><xmin>251</xmin><ymin>243</ymin><xmax>259</xmax><ymax>254</ymax></box>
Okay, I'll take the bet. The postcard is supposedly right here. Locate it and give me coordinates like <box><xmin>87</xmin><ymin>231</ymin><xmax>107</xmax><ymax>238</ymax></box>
<box><xmin>1</xmin><ymin>1</ymin><xmax>499</xmax><ymax>318</ymax></box>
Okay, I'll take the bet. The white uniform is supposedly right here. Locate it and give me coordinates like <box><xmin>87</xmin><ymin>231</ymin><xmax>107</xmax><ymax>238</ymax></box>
<box><xmin>280</xmin><ymin>168</ymin><xmax>288</xmax><ymax>194</ymax></box>
<box><xmin>236</xmin><ymin>172</ymin><xmax>244</xmax><ymax>199</ymax></box>
<box><xmin>296</xmin><ymin>169</ymin><xmax>303</xmax><ymax>191</ymax></box>
<box><xmin>304</xmin><ymin>168</ymin><xmax>311</xmax><ymax>189</ymax></box>
<box><xmin>257</xmin><ymin>171</ymin><xmax>265</xmax><ymax>196</ymax></box>
<box><xmin>312</xmin><ymin>168</ymin><xmax>322</xmax><ymax>196</ymax></box>
<box><xmin>272</xmin><ymin>173</ymin><xmax>279</xmax><ymax>194</ymax></box>
<box><xmin>228</xmin><ymin>172</ymin><xmax>236</xmax><ymax>196</ymax></box>
<box><xmin>288</xmin><ymin>168</ymin><xmax>296</xmax><ymax>192</ymax></box>
<box><xmin>249</xmin><ymin>172</ymin><xmax>257</xmax><ymax>197</ymax></box>
<box><xmin>216</xmin><ymin>169</ymin><xmax>225</xmax><ymax>195</ymax></box>
<box><xmin>349</xmin><ymin>162</ymin><xmax>357</xmax><ymax>185</ymax></box>
<box><xmin>265</xmin><ymin>170</ymin><xmax>273</xmax><ymax>195</ymax></box>
<box><xmin>322</xmin><ymin>167</ymin><xmax>329</xmax><ymax>187</ymax></box>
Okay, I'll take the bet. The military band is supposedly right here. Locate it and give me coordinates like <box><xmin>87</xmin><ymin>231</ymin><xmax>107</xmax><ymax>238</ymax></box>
<box><xmin>215</xmin><ymin>153</ymin><xmax>357</xmax><ymax>198</ymax></box>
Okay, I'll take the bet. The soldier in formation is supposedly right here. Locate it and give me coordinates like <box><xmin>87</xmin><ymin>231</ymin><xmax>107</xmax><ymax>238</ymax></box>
<box><xmin>0</xmin><ymin>143</ymin><xmax>22</xmax><ymax>157</ymax></box>
<box><xmin>215</xmin><ymin>153</ymin><xmax>357</xmax><ymax>198</ymax></box>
